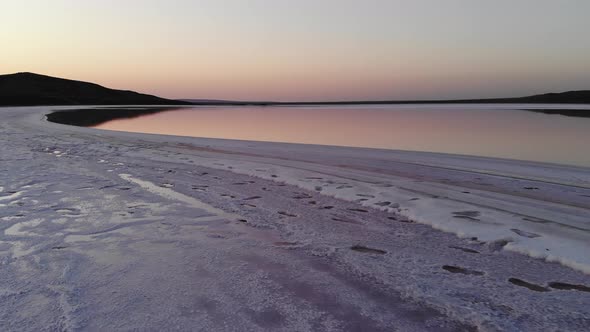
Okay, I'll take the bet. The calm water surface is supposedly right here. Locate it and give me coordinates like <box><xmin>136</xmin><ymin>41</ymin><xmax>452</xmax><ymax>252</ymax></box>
<box><xmin>94</xmin><ymin>104</ymin><xmax>590</xmax><ymax>167</ymax></box>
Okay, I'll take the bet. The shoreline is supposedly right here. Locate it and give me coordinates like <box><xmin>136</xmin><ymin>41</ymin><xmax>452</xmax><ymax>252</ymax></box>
<box><xmin>41</xmin><ymin>106</ymin><xmax>590</xmax><ymax>273</ymax></box>
<box><xmin>1</xmin><ymin>105</ymin><xmax>589</xmax><ymax>330</ymax></box>
<box><xmin>46</xmin><ymin>104</ymin><xmax>590</xmax><ymax>169</ymax></box>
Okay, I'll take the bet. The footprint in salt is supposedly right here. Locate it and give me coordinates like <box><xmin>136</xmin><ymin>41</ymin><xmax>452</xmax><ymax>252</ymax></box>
<box><xmin>374</xmin><ymin>201</ymin><xmax>391</xmax><ymax>207</ymax></box>
<box><xmin>548</xmin><ymin>282</ymin><xmax>590</xmax><ymax>292</ymax></box>
<box><xmin>192</xmin><ymin>185</ymin><xmax>209</xmax><ymax>192</ymax></box>
<box><xmin>350</xmin><ymin>245</ymin><xmax>386</xmax><ymax>255</ymax></box>
<box><xmin>510</xmin><ymin>229</ymin><xmax>541</xmax><ymax>238</ymax></box>
<box><xmin>331</xmin><ymin>215</ymin><xmax>361</xmax><ymax>224</ymax></box>
<box><xmin>452</xmin><ymin>211</ymin><xmax>481</xmax><ymax>221</ymax></box>
<box><xmin>278</xmin><ymin>211</ymin><xmax>297</xmax><ymax>217</ymax></box>
<box><xmin>508</xmin><ymin>278</ymin><xmax>549</xmax><ymax>292</ymax></box>
<box><xmin>293</xmin><ymin>193</ymin><xmax>312</xmax><ymax>199</ymax></box>
<box><xmin>442</xmin><ymin>265</ymin><xmax>484</xmax><ymax>276</ymax></box>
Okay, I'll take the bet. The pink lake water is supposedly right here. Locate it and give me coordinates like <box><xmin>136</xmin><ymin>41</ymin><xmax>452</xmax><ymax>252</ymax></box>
<box><xmin>93</xmin><ymin>104</ymin><xmax>590</xmax><ymax>167</ymax></box>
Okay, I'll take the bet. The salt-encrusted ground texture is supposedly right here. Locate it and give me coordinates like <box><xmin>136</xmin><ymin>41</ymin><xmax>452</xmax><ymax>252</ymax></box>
<box><xmin>1</xmin><ymin>106</ymin><xmax>589</xmax><ymax>331</ymax></box>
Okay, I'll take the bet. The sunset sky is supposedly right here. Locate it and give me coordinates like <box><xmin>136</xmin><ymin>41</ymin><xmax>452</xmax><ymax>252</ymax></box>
<box><xmin>1</xmin><ymin>0</ymin><xmax>589</xmax><ymax>101</ymax></box>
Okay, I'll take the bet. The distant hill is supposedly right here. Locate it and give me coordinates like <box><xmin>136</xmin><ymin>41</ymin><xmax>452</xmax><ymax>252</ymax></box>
<box><xmin>251</xmin><ymin>90</ymin><xmax>590</xmax><ymax>106</ymax></box>
<box><xmin>181</xmin><ymin>91</ymin><xmax>590</xmax><ymax>106</ymax></box>
<box><xmin>506</xmin><ymin>91</ymin><xmax>590</xmax><ymax>104</ymax></box>
<box><xmin>0</xmin><ymin>72</ymin><xmax>191</xmax><ymax>106</ymax></box>
<box><xmin>2</xmin><ymin>72</ymin><xmax>588</xmax><ymax>107</ymax></box>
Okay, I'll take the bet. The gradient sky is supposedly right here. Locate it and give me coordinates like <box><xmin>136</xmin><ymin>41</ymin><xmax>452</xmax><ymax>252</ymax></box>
<box><xmin>1</xmin><ymin>0</ymin><xmax>589</xmax><ymax>101</ymax></box>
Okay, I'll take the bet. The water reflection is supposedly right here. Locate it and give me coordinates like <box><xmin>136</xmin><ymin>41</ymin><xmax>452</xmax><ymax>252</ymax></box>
<box><xmin>51</xmin><ymin>105</ymin><xmax>590</xmax><ymax>167</ymax></box>
<box><xmin>46</xmin><ymin>107</ymin><xmax>183</xmax><ymax>127</ymax></box>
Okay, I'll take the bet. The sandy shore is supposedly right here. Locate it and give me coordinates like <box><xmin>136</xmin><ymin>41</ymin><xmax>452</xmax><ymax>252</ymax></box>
<box><xmin>1</xmin><ymin>106</ymin><xmax>589</xmax><ymax>331</ymax></box>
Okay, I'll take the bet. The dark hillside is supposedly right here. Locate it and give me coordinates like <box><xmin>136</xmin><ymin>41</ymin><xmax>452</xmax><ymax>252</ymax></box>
<box><xmin>0</xmin><ymin>72</ymin><xmax>191</xmax><ymax>106</ymax></box>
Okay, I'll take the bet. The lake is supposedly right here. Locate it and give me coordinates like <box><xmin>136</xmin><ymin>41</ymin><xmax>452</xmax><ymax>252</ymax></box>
<box><xmin>89</xmin><ymin>104</ymin><xmax>590</xmax><ymax>167</ymax></box>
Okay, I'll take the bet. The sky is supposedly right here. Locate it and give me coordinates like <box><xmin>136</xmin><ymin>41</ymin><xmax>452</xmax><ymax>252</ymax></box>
<box><xmin>1</xmin><ymin>0</ymin><xmax>589</xmax><ymax>101</ymax></box>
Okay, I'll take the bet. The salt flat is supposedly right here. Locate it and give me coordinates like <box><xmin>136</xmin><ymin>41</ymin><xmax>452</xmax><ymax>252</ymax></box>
<box><xmin>1</xmin><ymin>106</ymin><xmax>589</xmax><ymax>331</ymax></box>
